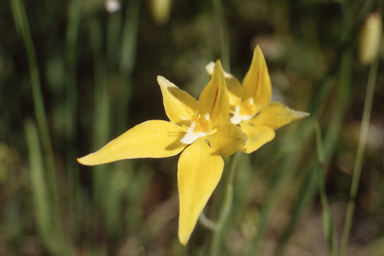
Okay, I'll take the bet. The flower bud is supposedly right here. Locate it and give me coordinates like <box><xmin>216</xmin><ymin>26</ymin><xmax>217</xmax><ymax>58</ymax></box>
<box><xmin>151</xmin><ymin>0</ymin><xmax>172</xmax><ymax>25</ymax></box>
<box><xmin>359</xmin><ymin>12</ymin><xmax>382</xmax><ymax>65</ymax></box>
<box><xmin>105</xmin><ymin>0</ymin><xmax>121</xmax><ymax>13</ymax></box>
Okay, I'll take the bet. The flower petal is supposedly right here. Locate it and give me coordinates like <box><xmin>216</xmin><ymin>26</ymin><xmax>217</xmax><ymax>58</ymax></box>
<box><xmin>249</xmin><ymin>102</ymin><xmax>310</xmax><ymax>130</ymax></box>
<box><xmin>206</xmin><ymin>122</ymin><xmax>248</xmax><ymax>156</ymax></box>
<box><xmin>158</xmin><ymin>76</ymin><xmax>198</xmax><ymax>125</ymax></box>
<box><xmin>242</xmin><ymin>45</ymin><xmax>272</xmax><ymax>107</ymax></box>
<box><xmin>239</xmin><ymin>122</ymin><xmax>275</xmax><ymax>154</ymax></box>
<box><xmin>199</xmin><ymin>60</ymin><xmax>229</xmax><ymax>127</ymax></box>
<box><xmin>77</xmin><ymin>120</ymin><xmax>186</xmax><ymax>165</ymax></box>
<box><xmin>205</xmin><ymin>62</ymin><xmax>244</xmax><ymax>112</ymax></box>
<box><xmin>178</xmin><ymin>138</ymin><xmax>224</xmax><ymax>245</ymax></box>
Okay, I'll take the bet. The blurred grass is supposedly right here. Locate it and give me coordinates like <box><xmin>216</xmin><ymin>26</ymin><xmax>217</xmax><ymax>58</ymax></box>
<box><xmin>1</xmin><ymin>0</ymin><xmax>384</xmax><ymax>255</ymax></box>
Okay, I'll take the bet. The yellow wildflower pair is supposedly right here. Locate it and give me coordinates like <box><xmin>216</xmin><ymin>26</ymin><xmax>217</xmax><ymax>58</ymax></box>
<box><xmin>78</xmin><ymin>46</ymin><xmax>309</xmax><ymax>245</ymax></box>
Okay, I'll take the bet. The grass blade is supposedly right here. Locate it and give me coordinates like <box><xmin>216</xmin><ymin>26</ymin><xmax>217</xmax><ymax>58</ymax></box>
<box><xmin>315</xmin><ymin>123</ymin><xmax>338</xmax><ymax>256</ymax></box>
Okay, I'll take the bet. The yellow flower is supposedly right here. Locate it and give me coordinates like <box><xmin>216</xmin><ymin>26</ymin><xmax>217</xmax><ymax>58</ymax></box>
<box><xmin>206</xmin><ymin>46</ymin><xmax>309</xmax><ymax>153</ymax></box>
<box><xmin>77</xmin><ymin>60</ymin><xmax>247</xmax><ymax>245</ymax></box>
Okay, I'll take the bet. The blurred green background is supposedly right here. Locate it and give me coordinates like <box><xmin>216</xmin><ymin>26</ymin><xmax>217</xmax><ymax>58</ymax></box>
<box><xmin>1</xmin><ymin>0</ymin><xmax>384</xmax><ymax>255</ymax></box>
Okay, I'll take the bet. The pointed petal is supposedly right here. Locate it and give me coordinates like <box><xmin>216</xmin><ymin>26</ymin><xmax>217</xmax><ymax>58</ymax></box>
<box><xmin>178</xmin><ymin>138</ymin><xmax>224</xmax><ymax>245</ymax></box>
<box><xmin>77</xmin><ymin>120</ymin><xmax>186</xmax><ymax>165</ymax></box>
<box><xmin>239</xmin><ymin>122</ymin><xmax>275</xmax><ymax>154</ymax></box>
<box><xmin>249</xmin><ymin>102</ymin><xmax>310</xmax><ymax>130</ymax></box>
<box><xmin>242</xmin><ymin>45</ymin><xmax>272</xmax><ymax>107</ymax></box>
<box><xmin>205</xmin><ymin>62</ymin><xmax>244</xmax><ymax>112</ymax></box>
<box><xmin>206</xmin><ymin>122</ymin><xmax>247</xmax><ymax>156</ymax></box>
<box><xmin>199</xmin><ymin>60</ymin><xmax>229</xmax><ymax>127</ymax></box>
<box><xmin>158</xmin><ymin>76</ymin><xmax>198</xmax><ymax>125</ymax></box>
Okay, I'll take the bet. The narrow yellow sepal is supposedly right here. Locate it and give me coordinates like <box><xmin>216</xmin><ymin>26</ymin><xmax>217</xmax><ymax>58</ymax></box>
<box><xmin>157</xmin><ymin>76</ymin><xmax>199</xmax><ymax>125</ymax></box>
<box><xmin>77</xmin><ymin>120</ymin><xmax>186</xmax><ymax>165</ymax></box>
<box><xmin>199</xmin><ymin>60</ymin><xmax>229</xmax><ymax>127</ymax></box>
<box><xmin>242</xmin><ymin>45</ymin><xmax>272</xmax><ymax>107</ymax></box>
<box><xmin>249</xmin><ymin>102</ymin><xmax>310</xmax><ymax>130</ymax></box>
<box><xmin>177</xmin><ymin>138</ymin><xmax>224</xmax><ymax>245</ymax></box>
<box><xmin>206</xmin><ymin>122</ymin><xmax>247</xmax><ymax>156</ymax></box>
<box><xmin>239</xmin><ymin>122</ymin><xmax>275</xmax><ymax>154</ymax></box>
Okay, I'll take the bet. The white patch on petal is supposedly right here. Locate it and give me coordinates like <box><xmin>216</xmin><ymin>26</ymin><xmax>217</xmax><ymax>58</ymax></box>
<box><xmin>230</xmin><ymin>105</ymin><xmax>254</xmax><ymax>125</ymax></box>
<box><xmin>180</xmin><ymin>130</ymin><xmax>209</xmax><ymax>144</ymax></box>
<box><xmin>180</xmin><ymin>116</ymin><xmax>211</xmax><ymax>144</ymax></box>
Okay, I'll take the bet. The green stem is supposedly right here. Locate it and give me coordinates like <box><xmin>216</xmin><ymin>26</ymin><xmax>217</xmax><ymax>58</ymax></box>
<box><xmin>209</xmin><ymin>151</ymin><xmax>241</xmax><ymax>256</ymax></box>
<box><xmin>212</xmin><ymin>0</ymin><xmax>230</xmax><ymax>72</ymax></box>
<box><xmin>339</xmin><ymin>54</ymin><xmax>379</xmax><ymax>256</ymax></box>
<box><xmin>199</xmin><ymin>211</ymin><xmax>218</xmax><ymax>231</ymax></box>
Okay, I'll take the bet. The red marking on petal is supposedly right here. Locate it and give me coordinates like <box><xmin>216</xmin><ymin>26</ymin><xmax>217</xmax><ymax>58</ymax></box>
<box><xmin>210</xmin><ymin>83</ymin><xmax>220</xmax><ymax>115</ymax></box>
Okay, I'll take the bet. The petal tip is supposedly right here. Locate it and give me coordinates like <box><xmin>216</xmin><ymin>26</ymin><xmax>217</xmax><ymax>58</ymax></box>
<box><xmin>178</xmin><ymin>231</ymin><xmax>189</xmax><ymax>246</ymax></box>
<box><xmin>77</xmin><ymin>156</ymin><xmax>91</xmax><ymax>166</ymax></box>
<box><xmin>157</xmin><ymin>75</ymin><xmax>166</xmax><ymax>84</ymax></box>
<box><xmin>295</xmin><ymin>111</ymin><xmax>310</xmax><ymax>119</ymax></box>
<box><xmin>254</xmin><ymin>44</ymin><xmax>264</xmax><ymax>55</ymax></box>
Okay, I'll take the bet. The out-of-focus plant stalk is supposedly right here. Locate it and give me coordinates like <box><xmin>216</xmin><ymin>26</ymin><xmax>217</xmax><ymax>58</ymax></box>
<box><xmin>120</xmin><ymin>0</ymin><xmax>141</xmax><ymax>75</ymax></box>
<box><xmin>65</xmin><ymin>0</ymin><xmax>82</xmax><ymax>218</ymax></box>
<box><xmin>212</xmin><ymin>0</ymin><xmax>230</xmax><ymax>72</ymax></box>
<box><xmin>339</xmin><ymin>45</ymin><xmax>380</xmax><ymax>256</ymax></box>
<box><xmin>117</xmin><ymin>0</ymin><xmax>141</xmax><ymax>133</ymax></box>
<box><xmin>209</xmin><ymin>151</ymin><xmax>241</xmax><ymax>256</ymax></box>
<box><xmin>89</xmin><ymin>20</ymin><xmax>111</xmax><ymax>206</ymax></box>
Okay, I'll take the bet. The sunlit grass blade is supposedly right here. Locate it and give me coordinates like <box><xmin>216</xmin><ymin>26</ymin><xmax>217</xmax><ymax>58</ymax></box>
<box><xmin>25</xmin><ymin>119</ymin><xmax>53</xmax><ymax>253</ymax></box>
<box><xmin>339</xmin><ymin>50</ymin><xmax>379</xmax><ymax>256</ymax></box>
<box><xmin>25</xmin><ymin>119</ymin><xmax>74</xmax><ymax>255</ymax></box>
<box><xmin>315</xmin><ymin>123</ymin><xmax>338</xmax><ymax>256</ymax></box>
<box><xmin>10</xmin><ymin>0</ymin><xmax>59</xmax><ymax>208</ymax></box>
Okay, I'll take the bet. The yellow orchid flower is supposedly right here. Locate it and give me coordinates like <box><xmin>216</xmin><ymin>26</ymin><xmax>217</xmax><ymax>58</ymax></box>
<box><xmin>77</xmin><ymin>60</ymin><xmax>247</xmax><ymax>245</ymax></box>
<box><xmin>206</xmin><ymin>45</ymin><xmax>309</xmax><ymax>154</ymax></box>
